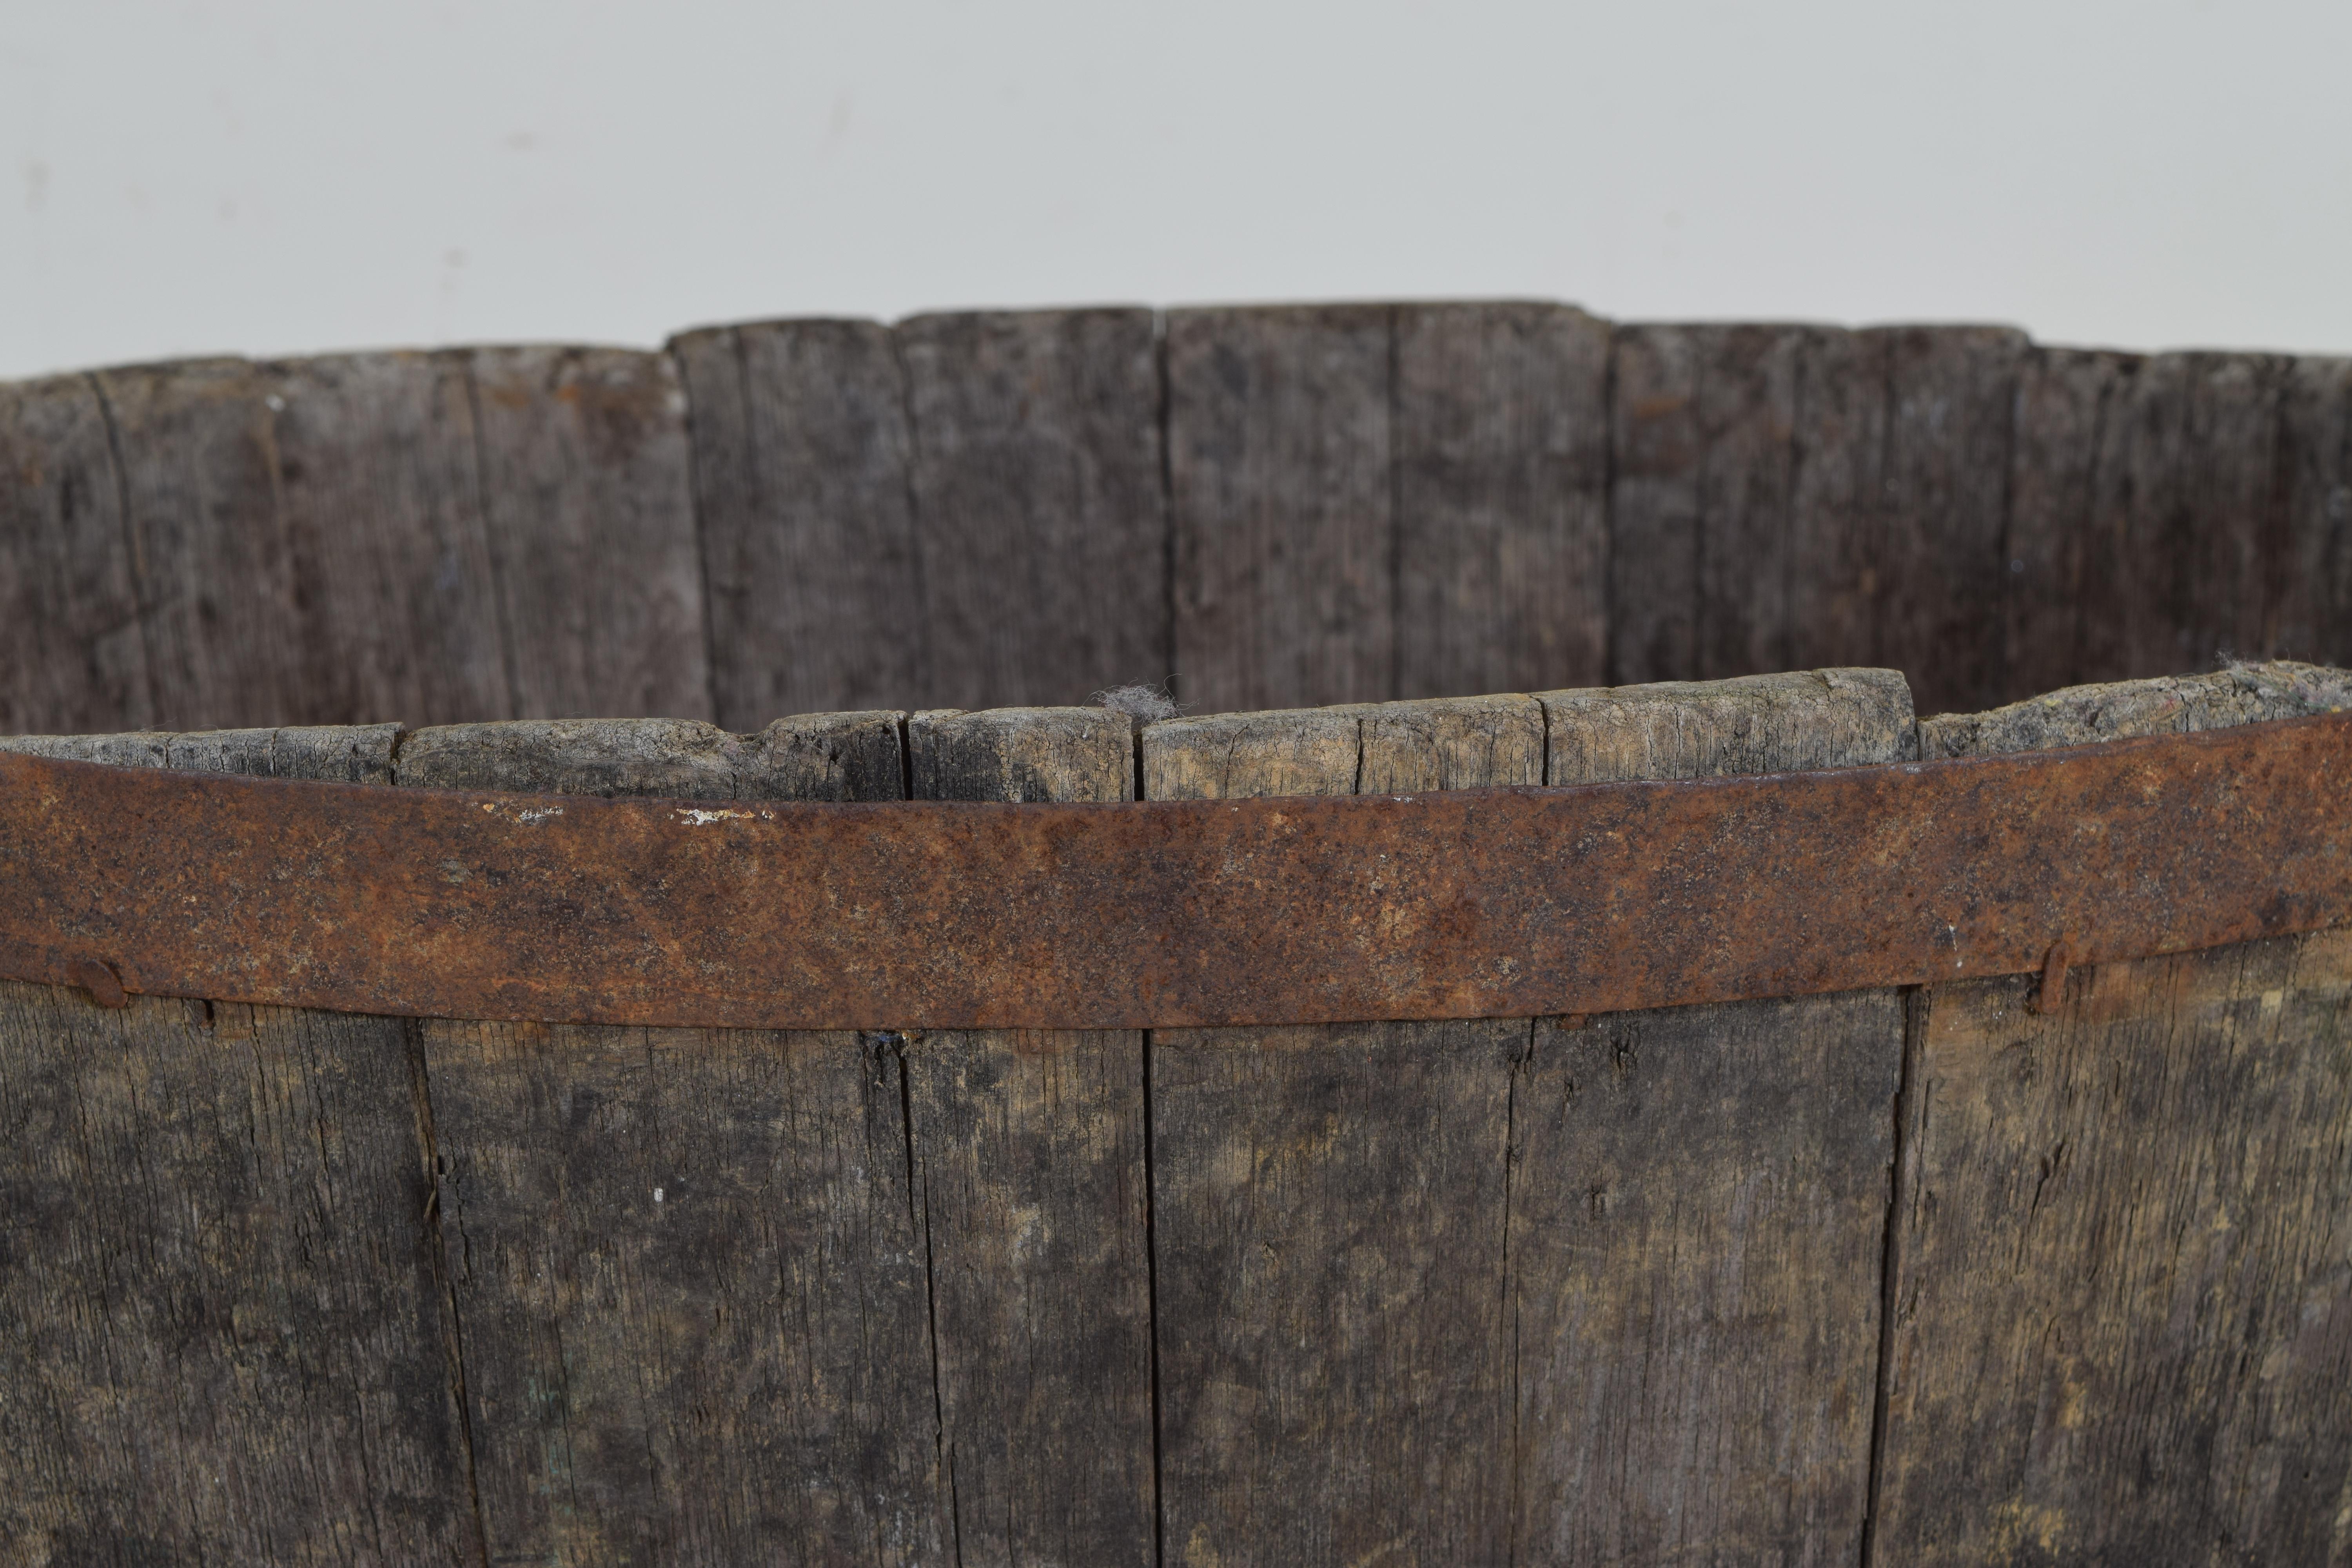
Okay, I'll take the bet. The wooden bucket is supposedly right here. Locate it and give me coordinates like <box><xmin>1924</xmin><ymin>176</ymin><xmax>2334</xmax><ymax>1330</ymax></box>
<box><xmin>3</xmin><ymin>304</ymin><xmax>2350</xmax><ymax>1566</ymax></box>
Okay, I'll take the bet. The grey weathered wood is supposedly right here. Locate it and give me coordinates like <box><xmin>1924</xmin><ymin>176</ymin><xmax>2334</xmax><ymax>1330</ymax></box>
<box><xmin>2001</xmin><ymin>349</ymin><xmax>2136</xmax><ymax>702</ymax></box>
<box><xmin>671</xmin><ymin>319</ymin><xmax>925</xmax><ymax>727</ymax></box>
<box><xmin>1877</xmin><ymin>327</ymin><xmax>2029</xmax><ymax>715</ymax></box>
<box><xmin>1138</xmin><ymin>704</ymin><xmax>1362</xmax><ymax>801</ymax></box>
<box><xmin>264</xmin><ymin>352</ymin><xmax>514</xmax><ymax>726</ymax></box>
<box><xmin>1539</xmin><ymin>667</ymin><xmax>1916</xmax><ymax>783</ymax></box>
<box><xmin>0</xmin><ymin>722</ymin><xmax>399</xmax><ymax>782</ymax></box>
<box><xmin>1510</xmin><ymin>675</ymin><xmax>1906</xmax><ymax>1563</ymax></box>
<box><xmin>1152</xmin><ymin>1015</ymin><xmax>1525</xmax><ymax>1566</ymax></box>
<box><xmin>1693</xmin><ymin>325</ymin><xmax>1808</xmax><ymax>683</ymax></box>
<box><xmin>0</xmin><ymin>987</ymin><xmax>475</xmax><ymax>1564</ymax></box>
<box><xmin>1393</xmin><ymin>302</ymin><xmax>1610</xmax><ymax>699</ymax></box>
<box><xmin>2075</xmin><ymin>354</ymin><xmax>2293</xmax><ymax>685</ymax></box>
<box><xmin>1606</xmin><ymin>324</ymin><xmax>1703</xmax><ymax>684</ymax></box>
<box><xmin>906</xmin><ymin>710</ymin><xmax>1155</xmax><ymax>1567</ymax></box>
<box><xmin>92</xmin><ymin>353</ymin><xmax>513</xmax><ymax>731</ymax></box>
<box><xmin>1510</xmin><ymin>993</ymin><xmax>1901</xmax><ymax>1564</ymax></box>
<box><xmin>1786</xmin><ymin>328</ymin><xmax>1891</xmax><ymax>690</ymax></box>
<box><xmin>1148</xmin><ymin>671</ymin><xmax>1906</xmax><ymax>1561</ymax></box>
<box><xmin>1786</xmin><ymin>327</ymin><xmax>2029</xmax><ymax>717</ymax></box>
<box><xmin>1917</xmin><ymin>660</ymin><xmax>2352</xmax><ymax>759</ymax></box>
<box><xmin>466</xmin><ymin>346</ymin><xmax>711</xmax><ymax>722</ymax></box>
<box><xmin>419</xmin><ymin>1016</ymin><xmax>944</xmax><ymax>1566</ymax></box>
<box><xmin>1152</xmin><ymin>698</ymin><xmax>1519</xmax><ymax>1565</ymax></box>
<box><xmin>2276</xmin><ymin>355</ymin><xmax>2352</xmax><ymax>671</ymax></box>
<box><xmin>1608</xmin><ymin>323</ymin><xmax>1809</xmax><ymax>687</ymax></box>
<box><xmin>0</xmin><ymin>373</ymin><xmax>154</xmax><ymax>735</ymax></box>
<box><xmin>907</xmin><ymin>706</ymin><xmax>1132</xmax><ymax>803</ymax></box>
<box><xmin>1871</xmin><ymin>932</ymin><xmax>2352</xmax><ymax>1566</ymax></box>
<box><xmin>401</xmin><ymin>715</ymin><xmax>947</xmax><ymax>1562</ymax></box>
<box><xmin>1357</xmin><ymin>692</ymin><xmax>1544</xmax><ymax>791</ymax></box>
<box><xmin>896</xmin><ymin>310</ymin><xmax>1169</xmax><ymax>710</ymax></box>
<box><xmin>90</xmin><ymin>358</ymin><xmax>329</xmax><ymax>729</ymax></box>
<box><xmin>1167</xmin><ymin>305</ymin><xmax>1394</xmax><ymax>714</ymax></box>
<box><xmin>398</xmin><ymin>710</ymin><xmax>903</xmax><ymax>800</ymax></box>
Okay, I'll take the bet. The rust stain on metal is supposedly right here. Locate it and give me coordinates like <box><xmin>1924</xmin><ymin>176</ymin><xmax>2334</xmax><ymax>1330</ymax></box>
<box><xmin>0</xmin><ymin>714</ymin><xmax>2347</xmax><ymax>1031</ymax></box>
<box><xmin>2033</xmin><ymin>940</ymin><xmax>2073</xmax><ymax>1016</ymax></box>
<box><xmin>65</xmin><ymin>957</ymin><xmax>127</xmax><ymax>1009</ymax></box>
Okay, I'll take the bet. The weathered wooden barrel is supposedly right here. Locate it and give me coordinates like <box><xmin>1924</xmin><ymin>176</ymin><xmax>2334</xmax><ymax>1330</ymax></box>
<box><xmin>3</xmin><ymin>304</ymin><xmax>2351</xmax><ymax>1566</ymax></box>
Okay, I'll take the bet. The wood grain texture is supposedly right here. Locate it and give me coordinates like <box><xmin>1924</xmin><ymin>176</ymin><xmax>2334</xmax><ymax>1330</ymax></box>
<box><xmin>89</xmin><ymin>358</ymin><xmax>331</xmax><ymax>730</ymax></box>
<box><xmin>404</xmin><ymin>716</ymin><xmax>949</xmax><ymax>1564</ymax></box>
<box><xmin>0</xmin><ymin>721</ymin><xmax>400</xmax><ymax>782</ymax></box>
<box><xmin>466</xmin><ymin>346</ymin><xmax>710</xmax><ymax>722</ymax></box>
<box><xmin>1149</xmin><ymin>670</ymin><xmax>1906</xmax><ymax>1562</ymax></box>
<box><xmin>419</xmin><ymin>1017</ymin><xmax>944</xmax><ymax>1566</ymax></box>
<box><xmin>908</xmin><ymin>706</ymin><xmax>1132</xmax><ymax>803</ymax></box>
<box><xmin>1152</xmin><ymin>1016</ymin><xmax>1525</xmax><ymax>1567</ymax></box>
<box><xmin>0</xmin><ymin>987</ymin><xmax>475</xmax><ymax>1565</ymax></box>
<box><xmin>1606</xmin><ymin>324</ymin><xmax>1703</xmax><ymax>684</ymax></box>
<box><xmin>897</xmin><ymin>310</ymin><xmax>1168</xmax><ymax>710</ymax></box>
<box><xmin>908</xmin><ymin>709</ymin><xmax>1155</xmax><ymax>1567</ymax></box>
<box><xmin>1539</xmin><ymin>666</ymin><xmax>1916</xmax><ymax>784</ymax></box>
<box><xmin>1139</xmin><ymin>704</ymin><xmax>1362</xmax><ymax>801</ymax></box>
<box><xmin>0</xmin><ymin>373</ymin><xmax>154</xmax><ymax>735</ymax></box>
<box><xmin>1357</xmin><ymin>692</ymin><xmax>1544</xmax><ymax>791</ymax></box>
<box><xmin>671</xmin><ymin>320</ymin><xmax>925</xmax><ymax>728</ymax></box>
<box><xmin>1607</xmin><ymin>324</ymin><xmax>1807</xmax><ymax>686</ymax></box>
<box><xmin>1693</xmin><ymin>326</ymin><xmax>1808</xmax><ymax>683</ymax></box>
<box><xmin>2002</xmin><ymin>350</ymin><xmax>2138</xmax><ymax>702</ymax></box>
<box><xmin>1167</xmin><ymin>305</ymin><xmax>1394</xmax><ymax>714</ymax></box>
<box><xmin>1510</xmin><ymin>993</ymin><xmax>1901</xmax><ymax>1565</ymax></box>
<box><xmin>1917</xmin><ymin>661</ymin><xmax>2352</xmax><ymax>760</ymax></box>
<box><xmin>0</xmin><ymin>720</ymin><xmax>461</xmax><ymax>1560</ymax></box>
<box><xmin>92</xmin><ymin>353</ymin><xmax>512</xmax><ymax>731</ymax></box>
<box><xmin>1877</xmin><ymin>328</ymin><xmax>2029</xmax><ymax>715</ymax></box>
<box><xmin>1873</xmin><ymin>933</ymin><xmax>2352</xmax><ymax>1567</ymax></box>
<box><xmin>1393</xmin><ymin>302</ymin><xmax>1610</xmax><ymax>699</ymax></box>
<box><xmin>261</xmin><ymin>352</ymin><xmax>513</xmax><ymax>726</ymax></box>
<box><xmin>1152</xmin><ymin>689</ymin><xmax>1516</xmax><ymax>1566</ymax></box>
<box><xmin>2276</xmin><ymin>355</ymin><xmax>2352</xmax><ymax>672</ymax></box>
<box><xmin>2074</xmin><ymin>353</ymin><xmax>2293</xmax><ymax>686</ymax></box>
<box><xmin>1785</xmin><ymin>326</ymin><xmax>2027</xmax><ymax>717</ymax></box>
<box><xmin>1786</xmin><ymin>328</ymin><xmax>1891</xmax><ymax>690</ymax></box>
<box><xmin>398</xmin><ymin>710</ymin><xmax>904</xmax><ymax>800</ymax></box>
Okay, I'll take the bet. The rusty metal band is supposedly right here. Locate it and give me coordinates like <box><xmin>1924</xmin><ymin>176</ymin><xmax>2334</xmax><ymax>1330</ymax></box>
<box><xmin>0</xmin><ymin>713</ymin><xmax>2347</xmax><ymax>1031</ymax></box>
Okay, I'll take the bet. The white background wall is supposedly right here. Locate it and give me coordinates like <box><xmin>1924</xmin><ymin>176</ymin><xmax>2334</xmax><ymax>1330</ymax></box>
<box><xmin>5</xmin><ymin>0</ymin><xmax>2348</xmax><ymax>381</ymax></box>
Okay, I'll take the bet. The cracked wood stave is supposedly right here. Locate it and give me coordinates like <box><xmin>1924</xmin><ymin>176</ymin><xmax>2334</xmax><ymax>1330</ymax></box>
<box><xmin>1873</xmin><ymin>935</ymin><xmax>2352</xmax><ymax>1566</ymax></box>
<box><xmin>1511</xmin><ymin>993</ymin><xmax>1902</xmax><ymax>1565</ymax></box>
<box><xmin>1146</xmin><ymin>696</ymin><xmax>1522</xmax><ymax>1565</ymax></box>
<box><xmin>419</xmin><ymin>1017</ymin><xmax>944</xmax><ymax>1566</ymax></box>
<box><xmin>1167</xmin><ymin>305</ymin><xmax>1394</xmax><ymax>714</ymax></box>
<box><xmin>0</xmin><ymin>991</ymin><xmax>473</xmax><ymax>1564</ymax></box>
<box><xmin>1146</xmin><ymin>675</ymin><xmax>1905</xmax><ymax>1563</ymax></box>
<box><xmin>1393</xmin><ymin>302</ymin><xmax>1610</xmax><ymax>700</ymax></box>
<box><xmin>1880</xmin><ymin>669</ymin><xmax>2352</xmax><ymax>1564</ymax></box>
<box><xmin>400</xmin><ymin>713</ymin><xmax>947</xmax><ymax>1564</ymax></box>
<box><xmin>0</xmin><ymin>718</ymin><xmax>473</xmax><ymax>1563</ymax></box>
<box><xmin>901</xmin><ymin>706</ymin><xmax>1155</xmax><ymax>1567</ymax></box>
